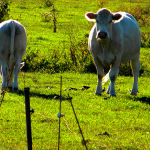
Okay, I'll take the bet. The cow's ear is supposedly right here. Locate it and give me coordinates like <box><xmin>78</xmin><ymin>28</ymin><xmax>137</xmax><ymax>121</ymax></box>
<box><xmin>112</xmin><ymin>13</ymin><xmax>122</xmax><ymax>20</ymax></box>
<box><xmin>85</xmin><ymin>12</ymin><xmax>97</xmax><ymax>22</ymax></box>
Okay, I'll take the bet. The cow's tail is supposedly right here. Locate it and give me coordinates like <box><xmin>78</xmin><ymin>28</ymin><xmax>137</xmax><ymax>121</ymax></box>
<box><xmin>9</xmin><ymin>20</ymin><xmax>15</xmax><ymax>70</ymax></box>
<box><xmin>102</xmin><ymin>71</ymin><xmax>110</xmax><ymax>85</ymax></box>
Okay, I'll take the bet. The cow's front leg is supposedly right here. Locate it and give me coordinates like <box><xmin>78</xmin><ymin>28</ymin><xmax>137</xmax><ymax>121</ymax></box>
<box><xmin>106</xmin><ymin>83</ymin><xmax>111</xmax><ymax>94</ymax></box>
<box><xmin>106</xmin><ymin>69</ymin><xmax>119</xmax><ymax>95</ymax></box>
<box><xmin>94</xmin><ymin>57</ymin><xmax>104</xmax><ymax>95</ymax></box>
<box><xmin>108</xmin><ymin>69</ymin><xmax>119</xmax><ymax>96</ymax></box>
<box><xmin>108</xmin><ymin>59</ymin><xmax>120</xmax><ymax>96</ymax></box>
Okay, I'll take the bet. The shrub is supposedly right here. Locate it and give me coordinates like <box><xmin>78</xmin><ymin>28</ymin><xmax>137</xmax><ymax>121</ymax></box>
<box><xmin>0</xmin><ymin>0</ymin><xmax>10</xmax><ymax>22</ymax></box>
<box><xmin>40</xmin><ymin>6</ymin><xmax>58</xmax><ymax>32</ymax></box>
<box><xmin>141</xmin><ymin>32</ymin><xmax>150</xmax><ymax>48</ymax></box>
<box><xmin>43</xmin><ymin>0</ymin><xmax>53</xmax><ymax>7</ymax></box>
<box><xmin>41</xmin><ymin>12</ymin><xmax>52</xmax><ymax>22</ymax></box>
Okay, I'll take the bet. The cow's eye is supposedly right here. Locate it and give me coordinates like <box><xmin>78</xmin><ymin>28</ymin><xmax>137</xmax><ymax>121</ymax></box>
<box><xmin>109</xmin><ymin>20</ymin><xmax>112</xmax><ymax>23</ymax></box>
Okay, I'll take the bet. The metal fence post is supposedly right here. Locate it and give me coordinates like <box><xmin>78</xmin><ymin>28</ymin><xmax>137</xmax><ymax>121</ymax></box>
<box><xmin>24</xmin><ymin>87</ymin><xmax>32</xmax><ymax>150</ymax></box>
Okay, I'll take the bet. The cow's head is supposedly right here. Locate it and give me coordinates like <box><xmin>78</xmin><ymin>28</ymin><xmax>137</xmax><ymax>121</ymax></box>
<box><xmin>85</xmin><ymin>8</ymin><xmax>122</xmax><ymax>39</ymax></box>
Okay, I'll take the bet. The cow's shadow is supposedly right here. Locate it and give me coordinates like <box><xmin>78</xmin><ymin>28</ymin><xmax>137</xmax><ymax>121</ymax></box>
<box><xmin>133</xmin><ymin>96</ymin><xmax>150</xmax><ymax>105</ymax></box>
<box><xmin>16</xmin><ymin>89</ymin><xmax>70</xmax><ymax>101</ymax></box>
<box><xmin>125</xmin><ymin>95</ymin><xmax>150</xmax><ymax>105</ymax></box>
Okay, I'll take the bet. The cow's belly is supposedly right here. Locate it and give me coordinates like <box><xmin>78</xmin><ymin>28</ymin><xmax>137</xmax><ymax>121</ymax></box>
<box><xmin>121</xmin><ymin>51</ymin><xmax>140</xmax><ymax>63</ymax></box>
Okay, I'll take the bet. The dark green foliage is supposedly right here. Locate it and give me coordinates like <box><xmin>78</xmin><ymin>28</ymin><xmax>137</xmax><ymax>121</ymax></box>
<box><xmin>43</xmin><ymin>0</ymin><xmax>53</xmax><ymax>7</ymax></box>
<box><xmin>23</xmin><ymin>48</ymin><xmax>72</xmax><ymax>73</ymax></box>
<box><xmin>0</xmin><ymin>0</ymin><xmax>9</xmax><ymax>22</ymax></box>
<box><xmin>41</xmin><ymin>12</ymin><xmax>52</xmax><ymax>22</ymax></box>
<box><xmin>141</xmin><ymin>32</ymin><xmax>150</xmax><ymax>48</ymax></box>
<box><xmin>83</xmin><ymin>60</ymin><xmax>97</xmax><ymax>73</ymax></box>
<box><xmin>119</xmin><ymin>63</ymin><xmax>132</xmax><ymax>76</ymax></box>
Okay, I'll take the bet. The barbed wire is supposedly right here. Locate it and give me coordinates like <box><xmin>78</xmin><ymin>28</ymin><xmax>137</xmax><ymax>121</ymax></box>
<box><xmin>0</xmin><ymin>72</ymin><xmax>113</xmax><ymax>149</ymax></box>
<box><xmin>63</xmin><ymin>117</ymin><xmax>80</xmax><ymax>140</ymax></box>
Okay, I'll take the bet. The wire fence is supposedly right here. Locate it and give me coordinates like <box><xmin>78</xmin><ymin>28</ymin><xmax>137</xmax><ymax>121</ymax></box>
<box><xmin>0</xmin><ymin>1</ymin><xmax>150</xmax><ymax>149</ymax></box>
<box><xmin>0</xmin><ymin>74</ymin><xmax>92</xmax><ymax>149</ymax></box>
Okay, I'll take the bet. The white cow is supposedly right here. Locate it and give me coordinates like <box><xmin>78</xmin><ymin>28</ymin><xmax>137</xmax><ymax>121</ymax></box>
<box><xmin>85</xmin><ymin>8</ymin><xmax>141</xmax><ymax>96</ymax></box>
<box><xmin>0</xmin><ymin>20</ymin><xmax>27</xmax><ymax>92</ymax></box>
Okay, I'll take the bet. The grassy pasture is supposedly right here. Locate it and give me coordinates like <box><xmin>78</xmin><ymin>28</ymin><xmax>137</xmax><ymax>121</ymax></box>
<box><xmin>0</xmin><ymin>72</ymin><xmax>150</xmax><ymax>149</ymax></box>
<box><xmin>0</xmin><ymin>0</ymin><xmax>150</xmax><ymax>149</ymax></box>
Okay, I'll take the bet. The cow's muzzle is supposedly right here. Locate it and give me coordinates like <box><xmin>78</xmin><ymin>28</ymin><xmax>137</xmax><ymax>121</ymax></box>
<box><xmin>97</xmin><ymin>31</ymin><xmax>107</xmax><ymax>39</ymax></box>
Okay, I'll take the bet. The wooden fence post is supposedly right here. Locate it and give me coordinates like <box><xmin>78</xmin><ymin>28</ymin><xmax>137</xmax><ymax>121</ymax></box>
<box><xmin>24</xmin><ymin>88</ymin><xmax>32</xmax><ymax>150</ymax></box>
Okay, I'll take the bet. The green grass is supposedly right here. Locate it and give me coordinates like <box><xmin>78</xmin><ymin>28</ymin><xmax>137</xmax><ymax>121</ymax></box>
<box><xmin>0</xmin><ymin>0</ymin><xmax>150</xmax><ymax>149</ymax></box>
<box><xmin>0</xmin><ymin>72</ymin><xmax>150</xmax><ymax>149</ymax></box>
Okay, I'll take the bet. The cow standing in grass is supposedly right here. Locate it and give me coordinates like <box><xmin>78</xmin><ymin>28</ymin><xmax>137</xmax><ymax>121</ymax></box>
<box><xmin>85</xmin><ymin>8</ymin><xmax>141</xmax><ymax>96</ymax></box>
<box><xmin>0</xmin><ymin>20</ymin><xmax>26</xmax><ymax>92</ymax></box>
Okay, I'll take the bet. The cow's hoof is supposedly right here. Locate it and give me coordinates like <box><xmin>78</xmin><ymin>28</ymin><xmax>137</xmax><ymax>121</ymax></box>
<box><xmin>13</xmin><ymin>88</ymin><xmax>18</xmax><ymax>93</ymax></box>
<box><xmin>8</xmin><ymin>87</ymin><xmax>12</xmax><ymax>91</ymax></box>
<box><xmin>130</xmin><ymin>89</ymin><xmax>138</xmax><ymax>96</ymax></box>
<box><xmin>130</xmin><ymin>92</ymin><xmax>137</xmax><ymax>96</ymax></box>
<box><xmin>110</xmin><ymin>93</ymin><xmax>116</xmax><ymax>97</ymax></box>
<box><xmin>106</xmin><ymin>88</ymin><xmax>110</xmax><ymax>94</ymax></box>
<box><xmin>95</xmin><ymin>92</ymin><xmax>101</xmax><ymax>96</ymax></box>
<box><xmin>106</xmin><ymin>91</ymin><xmax>110</xmax><ymax>94</ymax></box>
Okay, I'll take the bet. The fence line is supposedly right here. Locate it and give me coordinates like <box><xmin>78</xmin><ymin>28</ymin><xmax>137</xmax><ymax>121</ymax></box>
<box><xmin>63</xmin><ymin>117</ymin><xmax>80</xmax><ymax>140</ymax></box>
<box><xmin>5</xmin><ymin>91</ymin><xmax>57</xmax><ymax>121</ymax></box>
<box><xmin>1</xmin><ymin>72</ymin><xmax>109</xmax><ymax>149</ymax></box>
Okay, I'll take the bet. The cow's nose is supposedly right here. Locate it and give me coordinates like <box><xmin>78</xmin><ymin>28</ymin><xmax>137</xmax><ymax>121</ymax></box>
<box><xmin>98</xmin><ymin>31</ymin><xmax>107</xmax><ymax>39</ymax></box>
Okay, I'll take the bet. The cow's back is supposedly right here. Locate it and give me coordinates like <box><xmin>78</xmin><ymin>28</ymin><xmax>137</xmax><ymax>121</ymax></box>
<box><xmin>13</xmin><ymin>20</ymin><xmax>27</xmax><ymax>57</ymax></box>
<box><xmin>118</xmin><ymin>13</ymin><xmax>141</xmax><ymax>63</ymax></box>
<box><xmin>0</xmin><ymin>20</ymin><xmax>26</xmax><ymax>62</ymax></box>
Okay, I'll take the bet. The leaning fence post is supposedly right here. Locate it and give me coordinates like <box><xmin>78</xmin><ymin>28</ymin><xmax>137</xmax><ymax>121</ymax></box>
<box><xmin>24</xmin><ymin>87</ymin><xmax>32</xmax><ymax>150</ymax></box>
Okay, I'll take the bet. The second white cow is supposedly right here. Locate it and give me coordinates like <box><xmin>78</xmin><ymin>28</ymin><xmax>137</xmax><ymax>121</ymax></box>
<box><xmin>0</xmin><ymin>20</ymin><xmax>27</xmax><ymax>92</ymax></box>
<box><xmin>85</xmin><ymin>8</ymin><xmax>141</xmax><ymax>96</ymax></box>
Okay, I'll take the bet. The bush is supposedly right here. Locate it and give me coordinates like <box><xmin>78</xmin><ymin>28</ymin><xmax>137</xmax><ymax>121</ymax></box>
<box><xmin>141</xmin><ymin>32</ymin><xmax>150</xmax><ymax>48</ymax></box>
<box><xmin>43</xmin><ymin>0</ymin><xmax>53</xmax><ymax>7</ymax></box>
<box><xmin>0</xmin><ymin>0</ymin><xmax>10</xmax><ymax>22</ymax></box>
<box><xmin>41</xmin><ymin>12</ymin><xmax>52</xmax><ymax>22</ymax></box>
<box><xmin>23</xmin><ymin>35</ymin><xmax>144</xmax><ymax>76</ymax></box>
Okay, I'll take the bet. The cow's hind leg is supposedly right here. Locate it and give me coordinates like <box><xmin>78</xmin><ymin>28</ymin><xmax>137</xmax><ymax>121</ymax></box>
<box><xmin>1</xmin><ymin>62</ymin><xmax>8</xmax><ymax>90</ymax></box>
<box><xmin>94</xmin><ymin>57</ymin><xmax>104</xmax><ymax>95</ymax></box>
<box><xmin>13</xmin><ymin>58</ymin><xmax>21</xmax><ymax>92</ymax></box>
<box><xmin>130</xmin><ymin>56</ymin><xmax>140</xmax><ymax>95</ymax></box>
<box><xmin>7</xmin><ymin>71</ymin><xmax>13</xmax><ymax>90</ymax></box>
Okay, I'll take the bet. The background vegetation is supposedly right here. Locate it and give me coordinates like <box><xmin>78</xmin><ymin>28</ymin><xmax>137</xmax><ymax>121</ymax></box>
<box><xmin>0</xmin><ymin>0</ymin><xmax>150</xmax><ymax>149</ymax></box>
<box><xmin>2</xmin><ymin>0</ymin><xmax>149</xmax><ymax>75</ymax></box>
